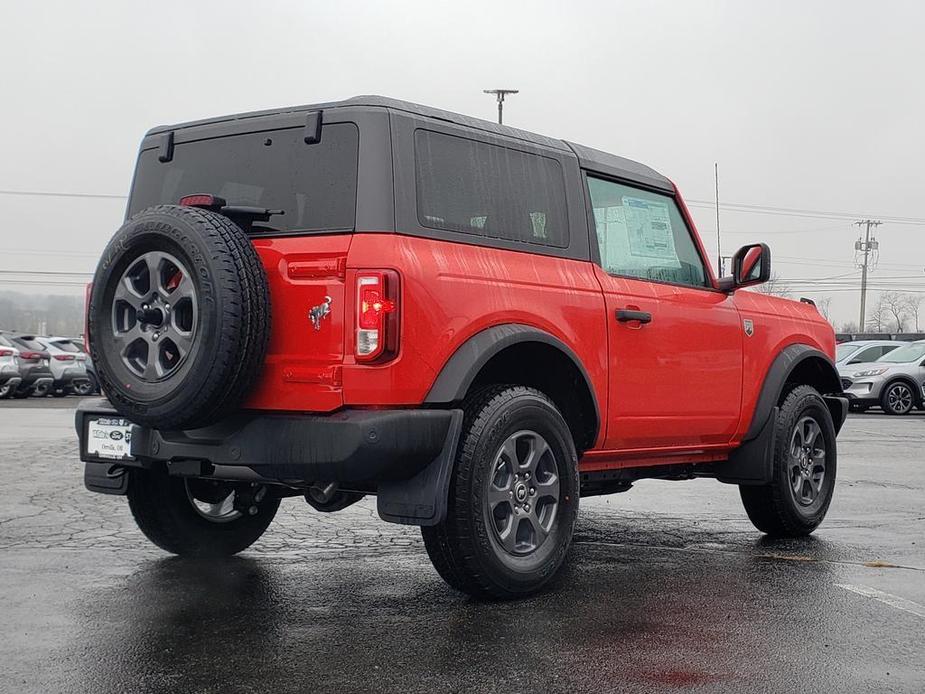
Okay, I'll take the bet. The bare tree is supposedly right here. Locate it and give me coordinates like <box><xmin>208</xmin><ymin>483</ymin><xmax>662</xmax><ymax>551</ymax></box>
<box><xmin>880</xmin><ymin>291</ymin><xmax>908</xmax><ymax>332</ymax></box>
<box><xmin>751</xmin><ymin>273</ymin><xmax>790</xmax><ymax>298</ymax></box>
<box><xmin>904</xmin><ymin>293</ymin><xmax>923</xmax><ymax>331</ymax></box>
<box><xmin>866</xmin><ymin>293</ymin><xmax>887</xmax><ymax>332</ymax></box>
<box><xmin>815</xmin><ymin>297</ymin><xmax>832</xmax><ymax>323</ymax></box>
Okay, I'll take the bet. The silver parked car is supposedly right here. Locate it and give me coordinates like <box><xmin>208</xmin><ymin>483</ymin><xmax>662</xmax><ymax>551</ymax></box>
<box><xmin>0</xmin><ymin>337</ymin><xmax>23</xmax><ymax>398</ymax></box>
<box><xmin>840</xmin><ymin>340</ymin><xmax>925</xmax><ymax>415</ymax></box>
<box><xmin>42</xmin><ymin>336</ymin><xmax>92</xmax><ymax>396</ymax></box>
<box><xmin>835</xmin><ymin>340</ymin><xmax>901</xmax><ymax>367</ymax></box>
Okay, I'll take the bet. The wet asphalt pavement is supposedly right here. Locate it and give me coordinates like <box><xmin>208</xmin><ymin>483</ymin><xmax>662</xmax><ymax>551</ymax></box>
<box><xmin>1</xmin><ymin>400</ymin><xmax>923</xmax><ymax>693</ymax></box>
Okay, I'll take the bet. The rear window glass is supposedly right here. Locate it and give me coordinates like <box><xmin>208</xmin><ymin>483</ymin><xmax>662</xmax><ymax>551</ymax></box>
<box><xmin>52</xmin><ymin>340</ymin><xmax>81</xmax><ymax>353</ymax></box>
<box><xmin>129</xmin><ymin>123</ymin><xmax>359</xmax><ymax>233</ymax></box>
<box><xmin>414</xmin><ymin>129</ymin><xmax>568</xmax><ymax>248</ymax></box>
<box><xmin>16</xmin><ymin>337</ymin><xmax>46</xmax><ymax>351</ymax></box>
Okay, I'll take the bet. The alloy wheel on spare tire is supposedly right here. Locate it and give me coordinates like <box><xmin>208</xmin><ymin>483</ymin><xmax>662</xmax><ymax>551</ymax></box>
<box><xmin>88</xmin><ymin>205</ymin><xmax>270</xmax><ymax>429</ymax></box>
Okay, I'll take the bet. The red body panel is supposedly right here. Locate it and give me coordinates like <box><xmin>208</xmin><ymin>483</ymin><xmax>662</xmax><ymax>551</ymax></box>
<box><xmin>241</xmin><ymin>204</ymin><xmax>835</xmax><ymax>466</ymax></box>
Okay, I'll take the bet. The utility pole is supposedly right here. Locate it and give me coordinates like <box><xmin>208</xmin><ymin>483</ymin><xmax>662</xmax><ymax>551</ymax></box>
<box><xmin>855</xmin><ymin>219</ymin><xmax>882</xmax><ymax>329</ymax></box>
<box><xmin>714</xmin><ymin>163</ymin><xmax>722</xmax><ymax>276</ymax></box>
<box><xmin>483</xmin><ymin>89</ymin><xmax>519</xmax><ymax>125</ymax></box>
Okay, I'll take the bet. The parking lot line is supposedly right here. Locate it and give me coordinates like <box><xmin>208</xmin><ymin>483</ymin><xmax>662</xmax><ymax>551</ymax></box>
<box><xmin>836</xmin><ymin>583</ymin><xmax>925</xmax><ymax>618</ymax></box>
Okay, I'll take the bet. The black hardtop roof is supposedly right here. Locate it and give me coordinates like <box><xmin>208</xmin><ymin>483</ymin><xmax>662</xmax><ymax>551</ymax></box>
<box><xmin>148</xmin><ymin>95</ymin><xmax>673</xmax><ymax>193</ymax></box>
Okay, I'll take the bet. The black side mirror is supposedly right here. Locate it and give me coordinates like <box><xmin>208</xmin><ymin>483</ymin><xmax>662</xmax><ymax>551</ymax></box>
<box><xmin>717</xmin><ymin>243</ymin><xmax>771</xmax><ymax>291</ymax></box>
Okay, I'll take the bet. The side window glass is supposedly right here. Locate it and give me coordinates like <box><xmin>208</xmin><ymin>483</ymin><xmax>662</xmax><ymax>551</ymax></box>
<box><xmin>586</xmin><ymin>176</ymin><xmax>708</xmax><ymax>288</ymax></box>
<box><xmin>414</xmin><ymin>129</ymin><xmax>569</xmax><ymax>248</ymax></box>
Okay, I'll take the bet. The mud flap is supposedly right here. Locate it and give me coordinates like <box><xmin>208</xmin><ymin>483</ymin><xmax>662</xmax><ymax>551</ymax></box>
<box><xmin>84</xmin><ymin>462</ymin><xmax>130</xmax><ymax>495</ymax></box>
<box><xmin>713</xmin><ymin>406</ymin><xmax>778</xmax><ymax>486</ymax></box>
<box><xmin>376</xmin><ymin>409</ymin><xmax>463</xmax><ymax>526</ymax></box>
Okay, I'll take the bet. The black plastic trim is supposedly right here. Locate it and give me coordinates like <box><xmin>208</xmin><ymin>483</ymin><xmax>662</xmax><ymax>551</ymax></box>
<box><xmin>303</xmin><ymin>110</ymin><xmax>322</xmax><ymax>144</ymax></box>
<box><xmin>713</xmin><ymin>406</ymin><xmax>778</xmax><ymax>485</ymax></box>
<box><xmin>377</xmin><ymin>409</ymin><xmax>463</xmax><ymax>525</ymax></box>
<box><xmin>157</xmin><ymin>131</ymin><xmax>174</xmax><ymax>163</ymax></box>
<box><xmin>423</xmin><ymin>323</ymin><xmax>601</xmax><ymax>439</ymax></box>
<box><xmin>76</xmin><ymin>398</ymin><xmax>460</xmax><ymax>485</ymax></box>
<box><xmin>744</xmin><ymin>344</ymin><xmax>842</xmax><ymax>441</ymax></box>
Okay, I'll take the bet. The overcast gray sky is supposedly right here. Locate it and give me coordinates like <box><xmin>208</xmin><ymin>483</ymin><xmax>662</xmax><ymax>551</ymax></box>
<box><xmin>2</xmin><ymin>0</ymin><xmax>923</xmax><ymax>328</ymax></box>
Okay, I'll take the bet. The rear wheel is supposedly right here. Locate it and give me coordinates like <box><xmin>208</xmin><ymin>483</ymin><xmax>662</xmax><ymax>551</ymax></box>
<box><xmin>0</xmin><ymin>382</ymin><xmax>12</xmax><ymax>399</ymax></box>
<box><xmin>740</xmin><ymin>385</ymin><xmax>837</xmax><ymax>537</ymax></box>
<box><xmin>421</xmin><ymin>386</ymin><xmax>579</xmax><ymax>599</ymax></box>
<box><xmin>880</xmin><ymin>381</ymin><xmax>915</xmax><ymax>415</ymax></box>
<box><xmin>127</xmin><ymin>469</ymin><xmax>280</xmax><ymax>556</ymax></box>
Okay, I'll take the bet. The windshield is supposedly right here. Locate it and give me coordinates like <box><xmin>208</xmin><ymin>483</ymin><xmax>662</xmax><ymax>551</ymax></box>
<box><xmin>877</xmin><ymin>342</ymin><xmax>925</xmax><ymax>363</ymax></box>
<box><xmin>835</xmin><ymin>344</ymin><xmax>861</xmax><ymax>361</ymax></box>
<box><xmin>129</xmin><ymin>123</ymin><xmax>359</xmax><ymax>234</ymax></box>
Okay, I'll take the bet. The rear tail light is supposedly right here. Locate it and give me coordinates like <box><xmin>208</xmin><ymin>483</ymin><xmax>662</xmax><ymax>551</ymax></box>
<box><xmin>355</xmin><ymin>270</ymin><xmax>399</xmax><ymax>363</ymax></box>
<box><xmin>84</xmin><ymin>282</ymin><xmax>92</xmax><ymax>352</ymax></box>
<box><xmin>0</xmin><ymin>349</ymin><xmax>12</xmax><ymax>357</ymax></box>
<box><xmin>53</xmin><ymin>354</ymin><xmax>76</xmax><ymax>361</ymax></box>
<box><xmin>19</xmin><ymin>351</ymin><xmax>42</xmax><ymax>361</ymax></box>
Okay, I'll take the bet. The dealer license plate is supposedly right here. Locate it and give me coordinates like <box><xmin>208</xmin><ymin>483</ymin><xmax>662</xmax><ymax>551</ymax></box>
<box><xmin>85</xmin><ymin>416</ymin><xmax>135</xmax><ymax>461</ymax></box>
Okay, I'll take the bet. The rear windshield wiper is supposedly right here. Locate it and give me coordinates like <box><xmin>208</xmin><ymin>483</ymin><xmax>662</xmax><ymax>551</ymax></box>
<box><xmin>178</xmin><ymin>194</ymin><xmax>285</xmax><ymax>230</ymax></box>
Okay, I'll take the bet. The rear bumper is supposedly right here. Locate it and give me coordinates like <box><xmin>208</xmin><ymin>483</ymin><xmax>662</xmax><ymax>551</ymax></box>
<box><xmin>1</xmin><ymin>376</ymin><xmax>22</xmax><ymax>391</ymax></box>
<box><xmin>54</xmin><ymin>368</ymin><xmax>90</xmax><ymax>389</ymax></box>
<box><xmin>76</xmin><ymin>398</ymin><xmax>461</xmax><ymax>485</ymax></box>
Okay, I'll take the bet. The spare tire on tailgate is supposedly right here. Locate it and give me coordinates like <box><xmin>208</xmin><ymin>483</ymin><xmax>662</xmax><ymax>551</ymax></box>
<box><xmin>88</xmin><ymin>205</ymin><xmax>270</xmax><ymax>429</ymax></box>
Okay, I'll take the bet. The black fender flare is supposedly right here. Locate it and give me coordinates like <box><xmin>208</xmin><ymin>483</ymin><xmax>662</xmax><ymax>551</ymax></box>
<box><xmin>745</xmin><ymin>343</ymin><xmax>843</xmax><ymax>440</ymax></box>
<box><xmin>714</xmin><ymin>343</ymin><xmax>844</xmax><ymax>486</ymax></box>
<box><xmin>424</xmin><ymin>323</ymin><xmax>601</xmax><ymax>440</ymax></box>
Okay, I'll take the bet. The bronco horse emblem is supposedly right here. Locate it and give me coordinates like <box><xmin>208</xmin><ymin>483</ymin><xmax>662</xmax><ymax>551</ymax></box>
<box><xmin>309</xmin><ymin>296</ymin><xmax>332</xmax><ymax>331</ymax></box>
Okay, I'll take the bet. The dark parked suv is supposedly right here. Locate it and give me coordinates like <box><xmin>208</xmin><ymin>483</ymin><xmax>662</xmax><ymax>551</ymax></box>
<box><xmin>77</xmin><ymin>96</ymin><xmax>845</xmax><ymax>598</ymax></box>
<box><xmin>1</xmin><ymin>332</ymin><xmax>53</xmax><ymax>398</ymax></box>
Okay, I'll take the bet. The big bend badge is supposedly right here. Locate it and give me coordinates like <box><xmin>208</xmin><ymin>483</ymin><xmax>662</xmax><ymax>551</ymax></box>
<box><xmin>743</xmin><ymin>319</ymin><xmax>755</xmax><ymax>337</ymax></box>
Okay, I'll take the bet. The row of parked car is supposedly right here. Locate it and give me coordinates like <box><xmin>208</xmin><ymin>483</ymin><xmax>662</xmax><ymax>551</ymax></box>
<box><xmin>0</xmin><ymin>331</ymin><xmax>98</xmax><ymax>399</ymax></box>
<box><xmin>836</xmin><ymin>339</ymin><xmax>925</xmax><ymax>415</ymax></box>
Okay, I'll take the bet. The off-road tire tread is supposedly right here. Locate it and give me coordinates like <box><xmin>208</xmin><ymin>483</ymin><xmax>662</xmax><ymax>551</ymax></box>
<box><xmin>422</xmin><ymin>385</ymin><xmax>578</xmax><ymax>599</ymax></box>
<box><xmin>740</xmin><ymin>384</ymin><xmax>836</xmax><ymax>537</ymax></box>
<box><xmin>127</xmin><ymin>468</ymin><xmax>279</xmax><ymax>556</ymax></box>
<box><xmin>91</xmin><ymin>205</ymin><xmax>270</xmax><ymax>429</ymax></box>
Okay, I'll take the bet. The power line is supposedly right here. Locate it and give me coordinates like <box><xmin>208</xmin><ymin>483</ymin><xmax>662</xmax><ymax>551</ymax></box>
<box><xmin>0</xmin><ymin>189</ymin><xmax>127</xmax><ymax>200</ymax></box>
<box><xmin>0</xmin><ymin>269</ymin><xmax>92</xmax><ymax>276</ymax></box>
<box><xmin>3</xmin><ymin>186</ymin><xmax>925</xmax><ymax>227</ymax></box>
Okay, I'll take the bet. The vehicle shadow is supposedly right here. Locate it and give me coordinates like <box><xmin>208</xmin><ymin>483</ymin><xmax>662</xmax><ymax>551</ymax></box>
<box><xmin>64</xmin><ymin>531</ymin><xmax>849</xmax><ymax>694</ymax></box>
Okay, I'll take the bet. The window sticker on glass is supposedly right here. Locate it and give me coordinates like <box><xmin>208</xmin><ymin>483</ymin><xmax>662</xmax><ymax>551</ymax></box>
<box><xmin>622</xmin><ymin>196</ymin><xmax>679</xmax><ymax>265</ymax></box>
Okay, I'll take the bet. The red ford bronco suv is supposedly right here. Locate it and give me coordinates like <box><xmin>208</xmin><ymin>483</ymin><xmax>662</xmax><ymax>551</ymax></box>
<box><xmin>78</xmin><ymin>96</ymin><xmax>847</xmax><ymax>599</ymax></box>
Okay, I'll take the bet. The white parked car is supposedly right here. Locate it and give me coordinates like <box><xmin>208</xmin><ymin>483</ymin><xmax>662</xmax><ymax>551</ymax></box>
<box><xmin>42</xmin><ymin>336</ymin><xmax>93</xmax><ymax>396</ymax></box>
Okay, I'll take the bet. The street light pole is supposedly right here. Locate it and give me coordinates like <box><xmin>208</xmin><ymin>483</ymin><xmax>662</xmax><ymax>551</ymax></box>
<box><xmin>483</xmin><ymin>89</ymin><xmax>519</xmax><ymax>124</ymax></box>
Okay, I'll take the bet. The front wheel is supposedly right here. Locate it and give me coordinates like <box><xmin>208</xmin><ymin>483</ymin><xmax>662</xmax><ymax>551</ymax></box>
<box><xmin>740</xmin><ymin>385</ymin><xmax>837</xmax><ymax>537</ymax></box>
<box><xmin>880</xmin><ymin>381</ymin><xmax>915</xmax><ymax>415</ymax></box>
<box><xmin>127</xmin><ymin>469</ymin><xmax>280</xmax><ymax>556</ymax></box>
<box><xmin>422</xmin><ymin>386</ymin><xmax>579</xmax><ymax>599</ymax></box>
